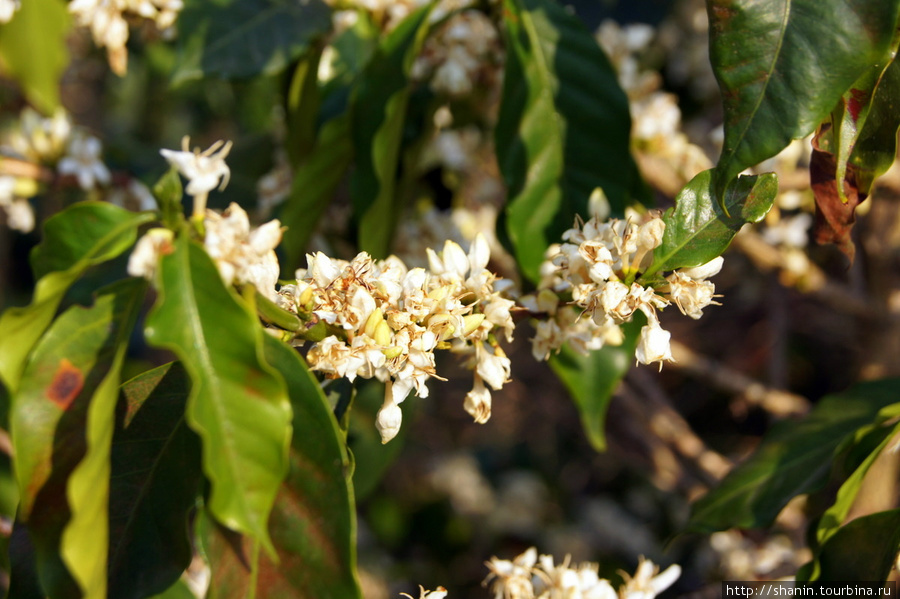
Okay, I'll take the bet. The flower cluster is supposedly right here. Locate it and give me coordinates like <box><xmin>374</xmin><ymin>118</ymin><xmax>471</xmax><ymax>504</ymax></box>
<box><xmin>524</xmin><ymin>209</ymin><xmax>722</xmax><ymax>368</ymax></box>
<box><xmin>482</xmin><ymin>547</ymin><xmax>681</xmax><ymax>599</ymax></box>
<box><xmin>69</xmin><ymin>0</ymin><xmax>183</xmax><ymax>75</ymax></box>
<box><xmin>0</xmin><ymin>108</ymin><xmax>113</xmax><ymax>232</ymax></box>
<box><xmin>412</xmin><ymin>9</ymin><xmax>501</xmax><ymax>97</ymax></box>
<box><xmin>277</xmin><ymin>235</ymin><xmax>515</xmax><ymax>443</ymax></box>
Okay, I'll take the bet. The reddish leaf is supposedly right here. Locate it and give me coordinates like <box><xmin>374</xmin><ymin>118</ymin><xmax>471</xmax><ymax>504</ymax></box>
<box><xmin>811</xmin><ymin>140</ymin><xmax>867</xmax><ymax>261</ymax></box>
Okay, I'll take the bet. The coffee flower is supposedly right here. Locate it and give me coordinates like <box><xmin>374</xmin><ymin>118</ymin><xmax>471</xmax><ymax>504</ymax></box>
<box><xmin>279</xmin><ymin>235</ymin><xmax>514</xmax><ymax>443</ymax></box>
<box><xmin>525</xmin><ymin>211</ymin><xmax>724</xmax><ymax>369</ymax></box>
<box><xmin>160</xmin><ymin>136</ymin><xmax>232</xmax><ymax>217</ymax></box>
<box><xmin>58</xmin><ymin>132</ymin><xmax>111</xmax><ymax>191</ymax></box>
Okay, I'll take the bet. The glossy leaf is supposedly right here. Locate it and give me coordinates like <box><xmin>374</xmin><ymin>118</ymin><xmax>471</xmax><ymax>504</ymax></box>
<box><xmin>0</xmin><ymin>0</ymin><xmax>70</xmax><ymax>114</ymax></box>
<box><xmin>173</xmin><ymin>0</ymin><xmax>332</xmax><ymax>84</ymax></box>
<box><xmin>815</xmin><ymin>419</ymin><xmax>900</xmax><ymax>547</ymax></box>
<box><xmin>687</xmin><ymin>378</ymin><xmax>900</xmax><ymax>533</ymax></box>
<box><xmin>202</xmin><ymin>335</ymin><xmax>360</xmax><ymax>599</ymax></box>
<box><xmin>10</xmin><ymin>279</ymin><xmax>146</xmax><ymax>598</ymax></box>
<box><xmin>800</xmin><ymin>509</ymin><xmax>900</xmax><ymax>582</ymax></box>
<box><xmin>549</xmin><ymin>319</ymin><xmax>642</xmax><ymax>451</ymax></box>
<box><xmin>108</xmin><ymin>362</ymin><xmax>203</xmax><ymax>599</ymax></box>
<box><xmin>496</xmin><ymin>0</ymin><xmax>642</xmax><ymax>282</ymax></box>
<box><xmin>709</xmin><ymin>0</ymin><xmax>899</xmax><ymax>190</ymax></box>
<box><xmin>144</xmin><ymin>236</ymin><xmax>292</xmax><ymax>555</ymax></box>
<box><xmin>350</xmin><ymin>3</ymin><xmax>434</xmax><ymax>258</ymax></box>
<box><xmin>644</xmin><ymin>169</ymin><xmax>776</xmax><ymax>278</ymax></box>
<box><xmin>279</xmin><ymin>114</ymin><xmax>353</xmax><ymax>273</ymax></box>
<box><xmin>0</xmin><ymin>202</ymin><xmax>152</xmax><ymax>392</ymax></box>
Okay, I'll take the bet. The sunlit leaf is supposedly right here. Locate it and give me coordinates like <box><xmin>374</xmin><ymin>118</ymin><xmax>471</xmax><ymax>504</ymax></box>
<box><xmin>201</xmin><ymin>335</ymin><xmax>360</xmax><ymax>599</ymax></box>
<box><xmin>0</xmin><ymin>203</ymin><xmax>152</xmax><ymax>392</ymax></box>
<box><xmin>108</xmin><ymin>362</ymin><xmax>203</xmax><ymax>599</ymax></box>
<box><xmin>10</xmin><ymin>279</ymin><xmax>146</xmax><ymax>598</ymax></box>
<box><xmin>496</xmin><ymin>0</ymin><xmax>642</xmax><ymax>282</ymax></box>
<box><xmin>144</xmin><ymin>235</ymin><xmax>292</xmax><ymax>555</ymax></box>
<box><xmin>709</xmin><ymin>0</ymin><xmax>900</xmax><ymax>191</ymax></box>
<box><xmin>644</xmin><ymin>169</ymin><xmax>776</xmax><ymax>278</ymax></box>
<box><xmin>350</xmin><ymin>3</ymin><xmax>435</xmax><ymax>258</ymax></box>
<box><xmin>687</xmin><ymin>378</ymin><xmax>900</xmax><ymax>533</ymax></box>
<box><xmin>173</xmin><ymin>0</ymin><xmax>332</xmax><ymax>84</ymax></box>
<box><xmin>0</xmin><ymin>0</ymin><xmax>70</xmax><ymax>114</ymax></box>
<box><xmin>549</xmin><ymin>319</ymin><xmax>641</xmax><ymax>451</ymax></box>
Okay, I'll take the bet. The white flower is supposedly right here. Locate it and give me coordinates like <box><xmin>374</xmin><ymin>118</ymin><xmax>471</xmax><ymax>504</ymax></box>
<box><xmin>401</xmin><ymin>586</ymin><xmax>448</xmax><ymax>599</ymax></box>
<box><xmin>635</xmin><ymin>322</ymin><xmax>673</xmax><ymax>368</ymax></box>
<box><xmin>0</xmin><ymin>0</ymin><xmax>20</xmax><ymax>23</ymax></box>
<box><xmin>58</xmin><ymin>132</ymin><xmax>111</xmax><ymax>191</ymax></box>
<box><xmin>376</xmin><ymin>384</ymin><xmax>403</xmax><ymax>444</ymax></box>
<box><xmin>160</xmin><ymin>136</ymin><xmax>232</xmax><ymax>216</ymax></box>
<box><xmin>463</xmin><ymin>376</ymin><xmax>491</xmax><ymax>424</ymax></box>
<box><xmin>679</xmin><ymin>256</ymin><xmax>724</xmax><ymax>280</ymax></box>
<box><xmin>620</xmin><ymin>558</ymin><xmax>681</xmax><ymax>599</ymax></box>
<box><xmin>127</xmin><ymin>228</ymin><xmax>174</xmax><ymax>280</ymax></box>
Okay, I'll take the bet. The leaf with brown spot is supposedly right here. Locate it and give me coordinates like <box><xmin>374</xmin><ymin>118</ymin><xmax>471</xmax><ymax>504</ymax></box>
<box><xmin>9</xmin><ymin>279</ymin><xmax>146</xmax><ymax>597</ymax></box>
<box><xmin>202</xmin><ymin>335</ymin><xmax>360</xmax><ymax>599</ymax></box>
<box><xmin>46</xmin><ymin>359</ymin><xmax>84</xmax><ymax>410</ymax></box>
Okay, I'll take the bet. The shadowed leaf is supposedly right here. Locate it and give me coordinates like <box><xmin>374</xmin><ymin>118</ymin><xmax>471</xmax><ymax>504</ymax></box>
<box><xmin>496</xmin><ymin>0</ymin><xmax>643</xmax><ymax>282</ymax></box>
<box><xmin>108</xmin><ymin>362</ymin><xmax>203</xmax><ymax>599</ymax></box>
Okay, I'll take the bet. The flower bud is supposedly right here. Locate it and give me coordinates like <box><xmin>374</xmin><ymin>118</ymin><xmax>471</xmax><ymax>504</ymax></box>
<box><xmin>374</xmin><ymin>320</ymin><xmax>393</xmax><ymax>347</ymax></box>
<box><xmin>462</xmin><ymin>313</ymin><xmax>485</xmax><ymax>336</ymax></box>
<box><xmin>376</xmin><ymin>391</ymin><xmax>403</xmax><ymax>444</ymax></box>
<box><xmin>364</xmin><ymin>307</ymin><xmax>384</xmax><ymax>338</ymax></box>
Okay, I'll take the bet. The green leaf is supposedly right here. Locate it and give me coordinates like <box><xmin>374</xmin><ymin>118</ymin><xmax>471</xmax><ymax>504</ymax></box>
<box><xmin>0</xmin><ymin>202</ymin><xmax>152</xmax><ymax>392</ymax></box>
<box><xmin>848</xmin><ymin>57</ymin><xmax>900</xmax><ymax>196</ymax></box>
<box><xmin>709</xmin><ymin>0</ymin><xmax>900</xmax><ymax>190</ymax></box>
<box><xmin>150</xmin><ymin>578</ymin><xmax>197</xmax><ymax>599</ymax></box>
<box><xmin>644</xmin><ymin>169</ymin><xmax>776</xmax><ymax>278</ymax></box>
<box><xmin>173</xmin><ymin>0</ymin><xmax>332</xmax><ymax>84</ymax></box>
<box><xmin>154</xmin><ymin>167</ymin><xmax>185</xmax><ymax>230</ymax></box>
<box><xmin>0</xmin><ymin>0</ymin><xmax>70</xmax><ymax>114</ymax></box>
<box><xmin>285</xmin><ymin>50</ymin><xmax>323</xmax><ymax>166</ymax></box>
<box><xmin>687</xmin><ymin>378</ymin><xmax>900</xmax><ymax>533</ymax></box>
<box><xmin>549</xmin><ymin>318</ymin><xmax>641</xmax><ymax>451</ymax></box>
<box><xmin>108</xmin><ymin>362</ymin><xmax>203</xmax><ymax>599</ymax></box>
<box><xmin>350</xmin><ymin>3</ymin><xmax>435</xmax><ymax>258</ymax></box>
<box><xmin>496</xmin><ymin>0</ymin><xmax>642</xmax><ymax>282</ymax></box>
<box><xmin>800</xmin><ymin>509</ymin><xmax>900</xmax><ymax>582</ymax></box>
<box><xmin>278</xmin><ymin>114</ymin><xmax>353</xmax><ymax>272</ymax></box>
<box><xmin>144</xmin><ymin>235</ymin><xmax>292</xmax><ymax>555</ymax></box>
<box><xmin>815</xmin><ymin>418</ymin><xmax>900</xmax><ymax>547</ymax></box>
<box><xmin>202</xmin><ymin>335</ymin><xmax>360</xmax><ymax>599</ymax></box>
<box><xmin>61</xmin><ymin>280</ymin><xmax>146</xmax><ymax>599</ymax></box>
<box><xmin>9</xmin><ymin>279</ymin><xmax>146</xmax><ymax>598</ymax></box>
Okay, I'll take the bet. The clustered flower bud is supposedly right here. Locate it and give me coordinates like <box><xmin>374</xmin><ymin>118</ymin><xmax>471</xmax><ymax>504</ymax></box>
<box><xmin>482</xmin><ymin>547</ymin><xmax>681</xmax><ymax>599</ymax></box>
<box><xmin>523</xmin><ymin>211</ymin><xmax>722</xmax><ymax>369</ymax></box>
<box><xmin>278</xmin><ymin>235</ymin><xmax>515</xmax><ymax>443</ymax></box>
<box><xmin>68</xmin><ymin>0</ymin><xmax>183</xmax><ymax>75</ymax></box>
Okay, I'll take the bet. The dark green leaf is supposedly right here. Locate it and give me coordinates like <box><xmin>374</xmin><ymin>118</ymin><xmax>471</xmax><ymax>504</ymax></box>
<box><xmin>173</xmin><ymin>0</ymin><xmax>332</xmax><ymax>84</ymax></box>
<box><xmin>687</xmin><ymin>378</ymin><xmax>900</xmax><ymax>533</ymax></box>
<box><xmin>285</xmin><ymin>50</ymin><xmax>323</xmax><ymax>166</ymax></box>
<box><xmin>144</xmin><ymin>235</ymin><xmax>292</xmax><ymax>555</ymax></box>
<box><xmin>10</xmin><ymin>279</ymin><xmax>145</xmax><ymax>598</ymax></box>
<box><xmin>350</xmin><ymin>3</ymin><xmax>434</xmax><ymax>258</ymax></box>
<box><xmin>800</xmin><ymin>509</ymin><xmax>900</xmax><ymax>582</ymax></box>
<box><xmin>496</xmin><ymin>0</ymin><xmax>642</xmax><ymax>282</ymax></box>
<box><xmin>0</xmin><ymin>203</ymin><xmax>152</xmax><ymax>392</ymax></box>
<box><xmin>0</xmin><ymin>0</ymin><xmax>70</xmax><ymax>114</ymax></box>
<box><xmin>709</xmin><ymin>0</ymin><xmax>900</xmax><ymax>190</ymax></box>
<box><xmin>644</xmin><ymin>169</ymin><xmax>776</xmax><ymax>278</ymax></box>
<box><xmin>150</xmin><ymin>578</ymin><xmax>198</xmax><ymax>599</ymax></box>
<box><xmin>108</xmin><ymin>362</ymin><xmax>203</xmax><ymax>599</ymax></box>
<box><xmin>279</xmin><ymin>114</ymin><xmax>353</xmax><ymax>272</ymax></box>
<box><xmin>549</xmin><ymin>318</ymin><xmax>641</xmax><ymax>451</ymax></box>
<box><xmin>201</xmin><ymin>335</ymin><xmax>360</xmax><ymax>599</ymax></box>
